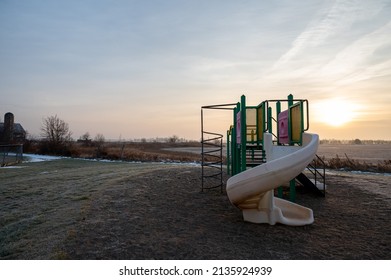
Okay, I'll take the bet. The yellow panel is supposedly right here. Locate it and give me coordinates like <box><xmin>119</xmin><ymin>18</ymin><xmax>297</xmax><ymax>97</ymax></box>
<box><xmin>290</xmin><ymin>103</ymin><xmax>302</xmax><ymax>143</ymax></box>
<box><xmin>246</xmin><ymin>108</ymin><xmax>256</xmax><ymax>126</ymax></box>
<box><xmin>246</xmin><ymin>108</ymin><xmax>257</xmax><ymax>142</ymax></box>
<box><xmin>257</xmin><ymin>106</ymin><xmax>264</xmax><ymax>141</ymax></box>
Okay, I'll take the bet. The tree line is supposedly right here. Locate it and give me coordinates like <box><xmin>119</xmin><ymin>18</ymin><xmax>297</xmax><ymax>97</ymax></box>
<box><xmin>320</xmin><ymin>139</ymin><xmax>391</xmax><ymax>145</ymax></box>
<box><xmin>29</xmin><ymin>115</ymin><xmax>192</xmax><ymax>156</ymax></box>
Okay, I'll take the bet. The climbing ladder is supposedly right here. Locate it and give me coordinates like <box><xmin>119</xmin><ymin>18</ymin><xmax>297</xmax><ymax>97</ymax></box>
<box><xmin>201</xmin><ymin>103</ymin><xmax>237</xmax><ymax>192</ymax></box>
<box><xmin>201</xmin><ymin>131</ymin><xmax>223</xmax><ymax>192</ymax></box>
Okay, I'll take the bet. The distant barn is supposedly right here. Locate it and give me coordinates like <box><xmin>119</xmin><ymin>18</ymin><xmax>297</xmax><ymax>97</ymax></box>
<box><xmin>0</xmin><ymin>112</ymin><xmax>26</xmax><ymax>144</ymax></box>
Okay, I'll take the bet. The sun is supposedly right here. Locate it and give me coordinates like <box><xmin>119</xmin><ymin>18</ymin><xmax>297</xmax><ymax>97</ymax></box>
<box><xmin>313</xmin><ymin>98</ymin><xmax>360</xmax><ymax>127</ymax></box>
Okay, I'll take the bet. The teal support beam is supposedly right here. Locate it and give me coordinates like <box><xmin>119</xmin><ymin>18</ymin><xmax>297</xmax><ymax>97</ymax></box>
<box><xmin>290</xmin><ymin>179</ymin><xmax>296</xmax><ymax>202</ymax></box>
<box><xmin>278</xmin><ymin>187</ymin><xmax>284</xmax><ymax>199</ymax></box>
<box><xmin>232</xmin><ymin>104</ymin><xmax>239</xmax><ymax>175</ymax></box>
<box><xmin>276</xmin><ymin>101</ymin><xmax>281</xmax><ymax>145</ymax></box>
<box><xmin>288</xmin><ymin>93</ymin><xmax>296</xmax><ymax>201</ymax></box>
<box><xmin>276</xmin><ymin>101</ymin><xmax>284</xmax><ymax>198</ymax></box>
<box><xmin>288</xmin><ymin>93</ymin><xmax>294</xmax><ymax>107</ymax></box>
<box><xmin>267</xmin><ymin>106</ymin><xmax>272</xmax><ymax>135</ymax></box>
<box><xmin>288</xmin><ymin>94</ymin><xmax>293</xmax><ymax>146</ymax></box>
<box><xmin>276</xmin><ymin>101</ymin><xmax>281</xmax><ymax>114</ymax></box>
<box><xmin>226</xmin><ymin>129</ymin><xmax>231</xmax><ymax>175</ymax></box>
<box><xmin>240</xmin><ymin>95</ymin><xmax>246</xmax><ymax>172</ymax></box>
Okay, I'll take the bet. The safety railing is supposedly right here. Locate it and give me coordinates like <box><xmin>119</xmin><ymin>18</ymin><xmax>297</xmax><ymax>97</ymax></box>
<box><xmin>1</xmin><ymin>144</ymin><xmax>23</xmax><ymax>167</ymax></box>
<box><xmin>305</xmin><ymin>154</ymin><xmax>326</xmax><ymax>196</ymax></box>
<box><xmin>262</xmin><ymin>99</ymin><xmax>310</xmax><ymax>137</ymax></box>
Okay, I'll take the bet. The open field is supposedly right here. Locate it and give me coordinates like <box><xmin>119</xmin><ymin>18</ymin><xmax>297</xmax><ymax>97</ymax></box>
<box><xmin>0</xmin><ymin>155</ymin><xmax>390</xmax><ymax>259</ymax></box>
<box><xmin>24</xmin><ymin>141</ymin><xmax>203</xmax><ymax>163</ymax></box>
<box><xmin>24</xmin><ymin>140</ymin><xmax>391</xmax><ymax>172</ymax></box>
<box><xmin>317</xmin><ymin>143</ymin><xmax>391</xmax><ymax>164</ymax></box>
<box><xmin>168</xmin><ymin>142</ymin><xmax>391</xmax><ymax>172</ymax></box>
<box><xmin>167</xmin><ymin>143</ymin><xmax>391</xmax><ymax>163</ymax></box>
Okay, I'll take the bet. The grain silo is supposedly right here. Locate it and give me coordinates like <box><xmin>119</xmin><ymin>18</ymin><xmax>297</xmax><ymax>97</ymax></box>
<box><xmin>4</xmin><ymin>112</ymin><xmax>14</xmax><ymax>143</ymax></box>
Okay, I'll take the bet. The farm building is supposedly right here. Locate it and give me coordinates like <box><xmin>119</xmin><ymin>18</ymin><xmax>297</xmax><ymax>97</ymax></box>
<box><xmin>0</xmin><ymin>112</ymin><xmax>26</xmax><ymax>144</ymax></box>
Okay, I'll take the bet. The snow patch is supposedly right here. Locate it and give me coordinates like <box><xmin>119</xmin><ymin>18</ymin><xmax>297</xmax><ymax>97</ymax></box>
<box><xmin>23</xmin><ymin>154</ymin><xmax>64</xmax><ymax>163</ymax></box>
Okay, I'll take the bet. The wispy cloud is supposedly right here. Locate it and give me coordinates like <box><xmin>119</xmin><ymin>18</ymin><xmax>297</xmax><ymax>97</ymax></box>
<box><xmin>271</xmin><ymin>0</ymin><xmax>387</xmax><ymax>71</ymax></box>
<box><xmin>320</xmin><ymin>20</ymin><xmax>391</xmax><ymax>84</ymax></box>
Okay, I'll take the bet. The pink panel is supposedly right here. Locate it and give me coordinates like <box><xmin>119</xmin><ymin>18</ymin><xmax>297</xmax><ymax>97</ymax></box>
<box><xmin>236</xmin><ymin>111</ymin><xmax>241</xmax><ymax>144</ymax></box>
<box><xmin>278</xmin><ymin>110</ymin><xmax>289</xmax><ymax>144</ymax></box>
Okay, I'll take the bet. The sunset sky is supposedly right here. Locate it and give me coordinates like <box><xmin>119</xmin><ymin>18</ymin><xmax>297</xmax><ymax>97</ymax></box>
<box><xmin>1</xmin><ymin>0</ymin><xmax>390</xmax><ymax>141</ymax></box>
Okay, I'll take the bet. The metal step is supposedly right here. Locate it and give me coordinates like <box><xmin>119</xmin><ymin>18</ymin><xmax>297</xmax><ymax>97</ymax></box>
<box><xmin>295</xmin><ymin>172</ymin><xmax>325</xmax><ymax>196</ymax></box>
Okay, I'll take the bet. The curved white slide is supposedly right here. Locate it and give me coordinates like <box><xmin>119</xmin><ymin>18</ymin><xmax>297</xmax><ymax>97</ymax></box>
<box><xmin>226</xmin><ymin>132</ymin><xmax>319</xmax><ymax>226</ymax></box>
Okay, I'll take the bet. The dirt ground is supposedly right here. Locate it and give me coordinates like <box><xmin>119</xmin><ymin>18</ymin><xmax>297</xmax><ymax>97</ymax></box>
<box><xmin>1</xmin><ymin>159</ymin><xmax>390</xmax><ymax>260</ymax></box>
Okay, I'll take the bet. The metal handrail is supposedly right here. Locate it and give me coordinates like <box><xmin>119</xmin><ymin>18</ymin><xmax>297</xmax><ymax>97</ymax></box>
<box><xmin>306</xmin><ymin>154</ymin><xmax>326</xmax><ymax>196</ymax></box>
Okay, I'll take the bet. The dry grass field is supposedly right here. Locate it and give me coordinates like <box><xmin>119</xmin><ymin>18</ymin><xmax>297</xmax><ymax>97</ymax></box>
<box><xmin>0</xmin><ymin>143</ymin><xmax>390</xmax><ymax>259</ymax></box>
<box><xmin>167</xmin><ymin>142</ymin><xmax>391</xmax><ymax>172</ymax></box>
<box><xmin>0</xmin><ymin>159</ymin><xmax>183</xmax><ymax>259</ymax></box>
<box><xmin>23</xmin><ymin>140</ymin><xmax>391</xmax><ymax>172</ymax></box>
<box><xmin>317</xmin><ymin>143</ymin><xmax>391</xmax><ymax>164</ymax></box>
<box><xmin>317</xmin><ymin>144</ymin><xmax>391</xmax><ymax>173</ymax></box>
<box><xmin>24</xmin><ymin>141</ymin><xmax>203</xmax><ymax>163</ymax></box>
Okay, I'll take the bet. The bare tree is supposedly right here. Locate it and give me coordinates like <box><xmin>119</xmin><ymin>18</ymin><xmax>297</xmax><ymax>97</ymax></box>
<box><xmin>41</xmin><ymin>115</ymin><xmax>72</xmax><ymax>153</ymax></box>
<box><xmin>168</xmin><ymin>135</ymin><xmax>179</xmax><ymax>143</ymax></box>
<box><xmin>79</xmin><ymin>132</ymin><xmax>92</xmax><ymax>146</ymax></box>
<box><xmin>80</xmin><ymin>132</ymin><xmax>91</xmax><ymax>142</ymax></box>
<box><xmin>94</xmin><ymin>133</ymin><xmax>106</xmax><ymax>158</ymax></box>
<box><xmin>94</xmin><ymin>133</ymin><xmax>105</xmax><ymax>145</ymax></box>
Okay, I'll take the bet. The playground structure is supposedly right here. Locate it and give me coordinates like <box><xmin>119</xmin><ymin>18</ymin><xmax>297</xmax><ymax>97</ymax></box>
<box><xmin>201</xmin><ymin>94</ymin><xmax>326</xmax><ymax>226</ymax></box>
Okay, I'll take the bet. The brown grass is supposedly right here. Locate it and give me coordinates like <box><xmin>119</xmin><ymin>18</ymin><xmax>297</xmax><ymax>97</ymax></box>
<box><xmin>0</xmin><ymin>159</ymin><xmax>177</xmax><ymax>259</ymax></box>
<box><xmin>1</xmin><ymin>159</ymin><xmax>390</xmax><ymax>259</ymax></box>
<box><xmin>316</xmin><ymin>154</ymin><xmax>391</xmax><ymax>173</ymax></box>
<box><xmin>23</xmin><ymin>141</ymin><xmax>391</xmax><ymax>173</ymax></box>
<box><xmin>25</xmin><ymin>141</ymin><xmax>203</xmax><ymax>163</ymax></box>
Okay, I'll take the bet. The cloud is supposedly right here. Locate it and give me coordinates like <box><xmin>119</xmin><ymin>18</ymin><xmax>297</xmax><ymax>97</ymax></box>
<box><xmin>271</xmin><ymin>0</ymin><xmax>388</xmax><ymax>71</ymax></box>
<box><xmin>320</xmin><ymin>20</ymin><xmax>391</xmax><ymax>84</ymax></box>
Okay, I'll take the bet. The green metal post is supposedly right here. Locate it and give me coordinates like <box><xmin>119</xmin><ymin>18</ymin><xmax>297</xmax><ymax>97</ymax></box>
<box><xmin>288</xmin><ymin>93</ymin><xmax>296</xmax><ymax>201</ymax></box>
<box><xmin>267</xmin><ymin>107</ymin><xmax>272</xmax><ymax>134</ymax></box>
<box><xmin>290</xmin><ymin>179</ymin><xmax>296</xmax><ymax>202</ymax></box>
<box><xmin>300</xmin><ymin>100</ymin><xmax>304</xmax><ymax>145</ymax></box>
<box><xmin>232</xmin><ymin>105</ymin><xmax>238</xmax><ymax>175</ymax></box>
<box><xmin>226</xmin><ymin>129</ymin><xmax>231</xmax><ymax>175</ymax></box>
<box><xmin>288</xmin><ymin>94</ymin><xmax>294</xmax><ymax>107</ymax></box>
<box><xmin>276</xmin><ymin>101</ymin><xmax>281</xmax><ymax>145</ymax></box>
<box><xmin>276</xmin><ymin>101</ymin><xmax>282</xmax><ymax>112</ymax></box>
<box><xmin>276</xmin><ymin>102</ymin><xmax>284</xmax><ymax>198</ymax></box>
<box><xmin>240</xmin><ymin>95</ymin><xmax>246</xmax><ymax>172</ymax></box>
<box><xmin>288</xmin><ymin>94</ymin><xmax>293</xmax><ymax>146</ymax></box>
